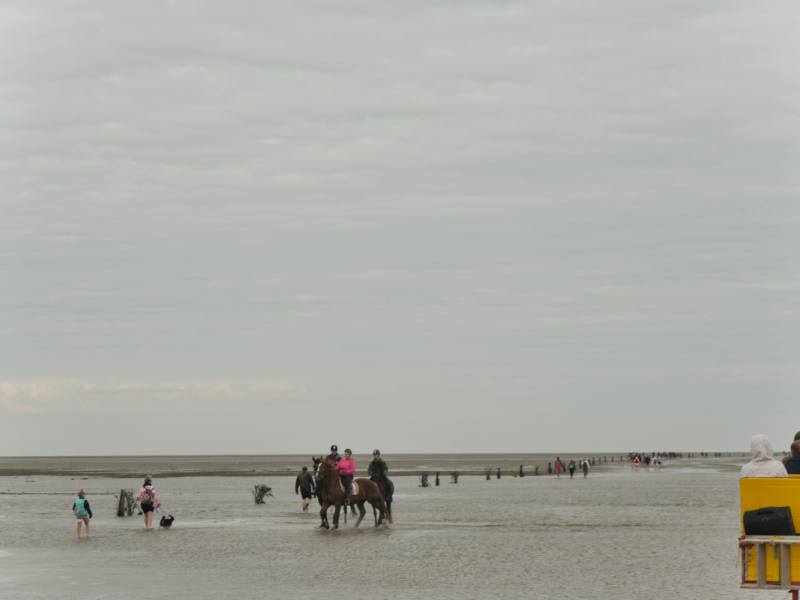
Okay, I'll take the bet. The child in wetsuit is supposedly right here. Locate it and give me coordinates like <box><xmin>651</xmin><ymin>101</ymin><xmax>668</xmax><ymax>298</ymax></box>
<box><xmin>73</xmin><ymin>489</ymin><xmax>92</xmax><ymax>539</ymax></box>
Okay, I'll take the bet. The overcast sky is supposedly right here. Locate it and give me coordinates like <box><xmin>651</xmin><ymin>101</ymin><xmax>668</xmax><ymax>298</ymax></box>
<box><xmin>1</xmin><ymin>1</ymin><xmax>798</xmax><ymax>456</ymax></box>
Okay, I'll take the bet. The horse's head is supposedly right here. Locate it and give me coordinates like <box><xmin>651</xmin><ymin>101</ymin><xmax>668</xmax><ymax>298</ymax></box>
<box><xmin>316</xmin><ymin>458</ymin><xmax>336</xmax><ymax>482</ymax></box>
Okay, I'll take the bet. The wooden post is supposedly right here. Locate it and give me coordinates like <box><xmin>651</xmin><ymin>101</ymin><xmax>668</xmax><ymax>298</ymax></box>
<box><xmin>497</xmin><ymin>468</ymin><xmax>501</xmax><ymax>479</ymax></box>
<box><xmin>117</xmin><ymin>490</ymin><xmax>126</xmax><ymax>517</ymax></box>
<box><xmin>548</xmin><ymin>462</ymin><xmax>552</xmax><ymax>474</ymax></box>
<box><xmin>534</xmin><ymin>466</ymin><xmax>539</xmax><ymax>476</ymax></box>
<box><xmin>756</xmin><ymin>543</ymin><xmax>766</xmax><ymax>587</ymax></box>
<box><xmin>435</xmin><ymin>472</ymin><xmax>440</xmax><ymax>486</ymax></box>
<box><xmin>781</xmin><ymin>544</ymin><xmax>792</xmax><ymax>589</ymax></box>
<box><xmin>124</xmin><ymin>489</ymin><xmax>137</xmax><ymax>516</ymax></box>
<box><xmin>519</xmin><ymin>465</ymin><xmax>525</xmax><ymax>477</ymax></box>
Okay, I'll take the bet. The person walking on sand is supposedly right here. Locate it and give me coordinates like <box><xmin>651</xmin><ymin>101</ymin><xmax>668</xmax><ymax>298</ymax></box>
<box><xmin>73</xmin><ymin>489</ymin><xmax>92</xmax><ymax>538</ymax></box>
<box><xmin>568</xmin><ymin>459</ymin><xmax>576</xmax><ymax>478</ymax></box>
<box><xmin>295</xmin><ymin>466</ymin><xmax>316</xmax><ymax>512</ymax></box>
<box><xmin>555</xmin><ymin>457</ymin><xmax>563</xmax><ymax>478</ymax></box>
<box><xmin>140</xmin><ymin>476</ymin><xmax>160</xmax><ymax>530</ymax></box>
<box><xmin>581</xmin><ymin>459</ymin><xmax>590</xmax><ymax>478</ymax></box>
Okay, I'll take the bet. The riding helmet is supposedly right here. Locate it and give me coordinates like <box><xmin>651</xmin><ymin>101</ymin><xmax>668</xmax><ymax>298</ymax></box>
<box><xmin>331</xmin><ymin>444</ymin><xmax>338</xmax><ymax>451</ymax></box>
<box><xmin>345</xmin><ymin>448</ymin><xmax>352</xmax><ymax>454</ymax></box>
<box><xmin>373</xmin><ymin>449</ymin><xmax>380</xmax><ymax>455</ymax></box>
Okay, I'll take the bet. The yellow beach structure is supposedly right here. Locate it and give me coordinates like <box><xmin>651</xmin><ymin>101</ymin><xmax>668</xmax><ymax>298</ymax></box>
<box><xmin>740</xmin><ymin>477</ymin><xmax>800</xmax><ymax>598</ymax></box>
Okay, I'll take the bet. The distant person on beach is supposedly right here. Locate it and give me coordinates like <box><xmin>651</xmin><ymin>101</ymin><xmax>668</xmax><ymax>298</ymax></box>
<box><xmin>140</xmin><ymin>476</ymin><xmax>160</xmax><ymax>530</ymax></box>
<box><xmin>741</xmin><ymin>435</ymin><xmax>787</xmax><ymax>478</ymax></box>
<box><xmin>581</xmin><ymin>459</ymin><xmax>590</xmax><ymax>478</ymax></box>
<box><xmin>782</xmin><ymin>432</ymin><xmax>800</xmax><ymax>465</ymax></box>
<box><xmin>784</xmin><ymin>441</ymin><xmax>800</xmax><ymax>475</ymax></box>
<box><xmin>73</xmin><ymin>489</ymin><xmax>92</xmax><ymax>539</ymax></box>
<box><xmin>295</xmin><ymin>466</ymin><xmax>316</xmax><ymax>512</ymax></box>
<box><xmin>555</xmin><ymin>457</ymin><xmax>563</xmax><ymax>478</ymax></box>
<box><xmin>568</xmin><ymin>460</ymin><xmax>576</xmax><ymax>478</ymax></box>
<box><xmin>326</xmin><ymin>445</ymin><xmax>342</xmax><ymax>465</ymax></box>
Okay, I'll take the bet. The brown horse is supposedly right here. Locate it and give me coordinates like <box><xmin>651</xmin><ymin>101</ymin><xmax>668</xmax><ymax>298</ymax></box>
<box><xmin>316</xmin><ymin>458</ymin><xmax>388</xmax><ymax>530</ymax></box>
<box><xmin>313</xmin><ymin>456</ymin><xmax>357</xmax><ymax>520</ymax></box>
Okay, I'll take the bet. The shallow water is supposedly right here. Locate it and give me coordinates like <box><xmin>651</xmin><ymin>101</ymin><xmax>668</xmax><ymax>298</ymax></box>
<box><xmin>0</xmin><ymin>465</ymin><xmax>760</xmax><ymax>599</ymax></box>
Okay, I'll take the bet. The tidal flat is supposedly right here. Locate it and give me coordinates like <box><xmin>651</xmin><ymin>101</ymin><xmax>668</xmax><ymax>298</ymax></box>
<box><xmin>0</xmin><ymin>456</ymin><xmax>759</xmax><ymax>599</ymax></box>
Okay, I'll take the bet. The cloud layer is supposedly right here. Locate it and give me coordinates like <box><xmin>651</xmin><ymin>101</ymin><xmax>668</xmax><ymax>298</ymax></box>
<box><xmin>1</xmin><ymin>1</ymin><xmax>798</xmax><ymax>454</ymax></box>
<box><xmin>0</xmin><ymin>380</ymin><xmax>292</xmax><ymax>415</ymax></box>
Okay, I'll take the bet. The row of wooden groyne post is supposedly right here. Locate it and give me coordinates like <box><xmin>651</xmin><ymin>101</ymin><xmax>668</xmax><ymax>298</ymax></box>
<box><xmin>418</xmin><ymin>456</ymin><xmax>624</xmax><ymax>487</ymax></box>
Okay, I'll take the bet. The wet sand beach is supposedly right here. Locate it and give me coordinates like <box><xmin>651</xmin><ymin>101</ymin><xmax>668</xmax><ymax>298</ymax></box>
<box><xmin>0</xmin><ymin>454</ymin><xmax>759</xmax><ymax>599</ymax></box>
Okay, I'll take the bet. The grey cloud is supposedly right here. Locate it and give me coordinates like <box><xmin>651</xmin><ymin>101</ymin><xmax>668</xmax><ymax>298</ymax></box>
<box><xmin>1</xmin><ymin>0</ymin><xmax>798</xmax><ymax>454</ymax></box>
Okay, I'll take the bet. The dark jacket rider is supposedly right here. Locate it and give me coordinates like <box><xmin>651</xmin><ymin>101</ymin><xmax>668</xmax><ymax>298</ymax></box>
<box><xmin>368</xmin><ymin>449</ymin><xmax>391</xmax><ymax>504</ymax></box>
<box><xmin>368</xmin><ymin>450</ymin><xmax>388</xmax><ymax>478</ymax></box>
<box><xmin>326</xmin><ymin>444</ymin><xmax>342</xmax><ymax>465</ymax></box>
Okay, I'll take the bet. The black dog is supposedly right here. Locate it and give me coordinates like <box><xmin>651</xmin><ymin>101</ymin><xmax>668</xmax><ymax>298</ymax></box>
<box><xmin>159</xmin><ymin>515</ymin><xmax>175</xmax><ymax>529</ymax></box>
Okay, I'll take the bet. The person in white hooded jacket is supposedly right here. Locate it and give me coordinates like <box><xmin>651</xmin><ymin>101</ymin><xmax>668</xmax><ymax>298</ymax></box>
<box><xmin>741</xmin><ymin>434</ymin><xmax>788</xmax><ymax>478</ymax></box>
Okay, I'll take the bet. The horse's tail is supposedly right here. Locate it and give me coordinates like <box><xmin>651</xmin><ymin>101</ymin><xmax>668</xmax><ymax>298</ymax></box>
<box><xmin>386</xmin><ymin>478</ymin><xmax>394</xmax><ymax>503</ymax></box>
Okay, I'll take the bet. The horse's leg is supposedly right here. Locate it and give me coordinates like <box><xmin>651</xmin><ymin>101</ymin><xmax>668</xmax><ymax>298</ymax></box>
<box><xmin>381</xmin><ymin>479</ymin><xmax>393</xmax><ymax>524</ymax></box>
<box><xmin>376</xmin><ymin>499</ymin><xmax>385</xmax><ymax>525</ymax></box>
<box><xmin>378</xmin><ymin>497</ymin><xmax>389</xmax><ymax>528</ymax></box>
<box><xmin>373</xmin><ymin>502</ymin><xmax>379</xmax><ymax>527</ymax></box>
<box><xmin>320</xmin><ymin>501</ymin><xmax>330</xmax><ymax>529</ymax></box>
<box><xmin>376</xmin><ymin>488</ymin><xmax>386</xmax><ymax>523</ymax></box>
<box><xmin>354</xmin><ymin>501</ymin><xmax>366</xmax><ymax>528</ymax></box>
<box><xmin>333</xmin><ymin>502</ymin><xmax>341</xmax><ymax>530</ymax></box>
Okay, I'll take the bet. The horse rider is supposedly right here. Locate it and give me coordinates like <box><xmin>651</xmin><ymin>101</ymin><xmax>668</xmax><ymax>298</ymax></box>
<box><xmin>326</xmin><ymin>444</ymin><xmax>342</xmax><ymax>465</ymax></box>
<box><xmin>368</xmin><ymin>449</ymin><xmax>390</xmax><ymax>499</ymax></box>
<box><xmin>336</xmin><ymin>448</ymin><xmax>356</xmax><ymax>505</ymax></box>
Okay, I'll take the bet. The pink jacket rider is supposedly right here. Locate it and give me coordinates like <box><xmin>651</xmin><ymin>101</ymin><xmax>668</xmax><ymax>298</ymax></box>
<box><xmin>336</xmin><ymin>457</ymin><xmax>355</xmax><ymax>476</ymax></box>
